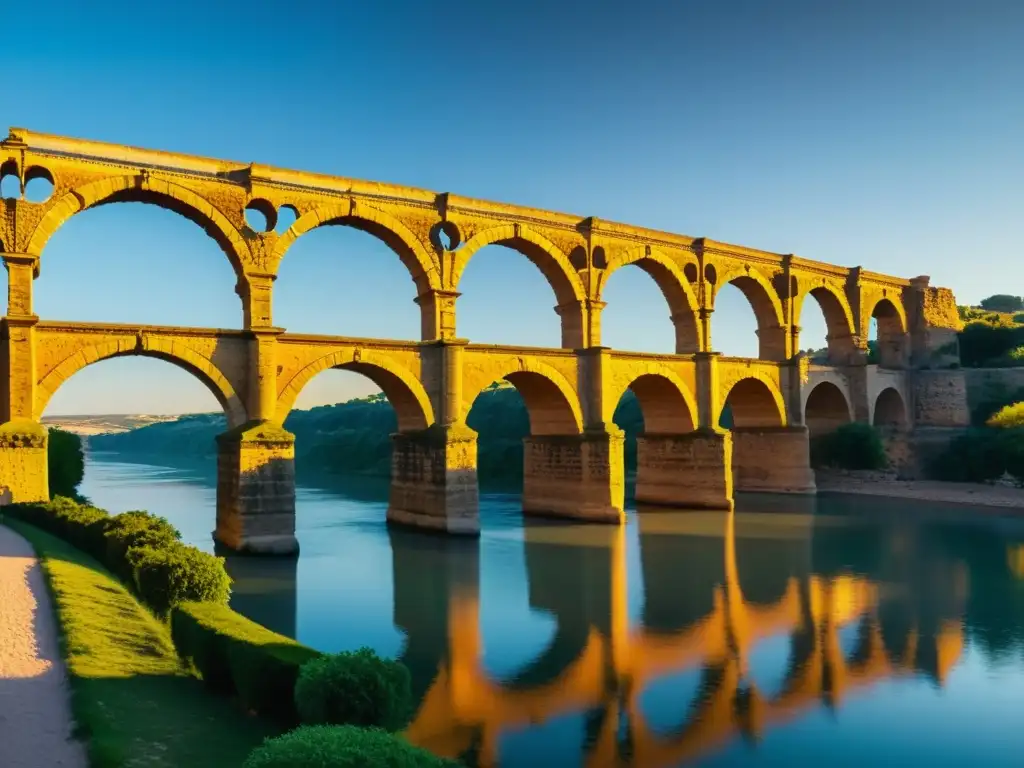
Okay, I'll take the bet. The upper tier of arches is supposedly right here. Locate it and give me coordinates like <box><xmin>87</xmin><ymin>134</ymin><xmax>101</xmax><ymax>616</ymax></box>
<box><xmin>1</xmin><ymin>131</ymin><xmax>929</xmax><ymax>366</ymax></box>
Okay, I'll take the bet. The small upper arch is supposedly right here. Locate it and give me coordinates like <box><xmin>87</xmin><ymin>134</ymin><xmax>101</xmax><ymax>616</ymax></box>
<box><xmin>27</xmin><ymin>174</ymin><xmax>250</xmax><ymax>277</ymax></box>
<box><xmin>276</xmin><ymin>348</ymin><xmax>434</xmax><ymax>431</ymax></box>
<box><xmin>452</xmin><ymin>223</ymin><xmax>587</xmax><ymax>306</ymax></box>
<box><xmin>275</xmin><ymin>200</ymin><xmax>441</xmax><ymax>293</ymax></box>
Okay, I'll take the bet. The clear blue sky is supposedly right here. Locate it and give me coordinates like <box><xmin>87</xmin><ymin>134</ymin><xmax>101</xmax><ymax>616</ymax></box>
<box><xmin>3</xmin><ymin>0</ymin><xmax>1019</xmax><ymax>416</ymax></box>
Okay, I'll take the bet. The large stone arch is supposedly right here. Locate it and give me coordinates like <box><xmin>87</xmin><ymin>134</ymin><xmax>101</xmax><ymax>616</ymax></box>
<box><xmin>452</xmin><ymin>224</ymin><xmax>587</xmax><ymax>307</ymax></box>
<box><xmin>720</xmin><ymin>376</ymin><xmax>787</xmax><ymax>428</ymax></box>
<box><xmin>795</xmin><ymin>283</ymin><xmax>857</xmax><ymax>361</ymax></box>
<box><xmin>464</xmin><ymin>357</ymin><xmax>583</xmax><ymax>436</ymax></box>
<box><xmin>36</xmin><ymin>338</ymin><xmax>247</xmax><ymax>428</ymax></box>
<box><xmin>612</xmin><ymin>367</ymin><xmax>698</xmax><ymax>434</ymax></box>
<box><xmin>275</xmin><ymin>201</ymin><xmax>441</xmax><ymax>294</ymax></box>
<box><xmin>865</xmin><ymin>296</ymin><xmax>909</xmax><ymax>368</ymax></box>
<box><xmin>276</xmin><ymin>349</ymin><xmax>434</xmax><ymax>432</ymax></box>
<box><xmin>803</xmin><ymin>380</ymin><xmax>853</xmax><ymax>438</ymax></box>
<box><xmin>27</xmin><ymin>174</ymin><xmax>250</xmax><ymax>277</ymax></box>
<box><xmin>872</xmin><ymin>387</ymin><xmax>907</xmax><ymax>429</ymax></box>
<box><xmin>601</xmin><ymin>246</ymin><xmax>703</xmax><ymax>353</ymax></box>
<box><xmin>712</xmin><ymin>265</ymin><xmax>787</xmax><ymax>360</ymax></box>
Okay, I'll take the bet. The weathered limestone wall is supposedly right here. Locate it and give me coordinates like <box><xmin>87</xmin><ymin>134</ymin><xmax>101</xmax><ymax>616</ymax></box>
<box><xmin>215</xmin><ymin>423</ymin><xmax>298</xmax><ymax>555</ymax></box>
<box><xmin>731</xmin><ymin>427</ymin><xmax>816</xmax><ymax>494</ymax></box>
<box><xmin>0</xmin><ymin>422</ymin><xmax>48</xmax><ymax>504</ymax></box>
<box><xmin>913</xmin><ymin>370</ymin><xmax>970</xmax><ymax>427</ymax></box>
<box><xmin>522</xmin><ymin>431</ymin><xmax>625</xmax><ymax>522</ymax></box>
<box><xmin>963</xmin><ymin>368</ymin><xmax>1024</xmax><ymax>419</ymax></box>
<box><xmin>635</xmin><ymin>430</ymin><xmax>733</xmax><ymax>509</ymax></box>
<box><xmin>388</xmin><ymin>425</ymin><xmax>480</xmax><ymax>535</ymax></box>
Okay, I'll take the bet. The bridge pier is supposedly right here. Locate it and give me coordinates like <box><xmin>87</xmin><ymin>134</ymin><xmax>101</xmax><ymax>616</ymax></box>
<box><xmin>634</xmin><ymin>429</ymin><xmax>734</xmax><ymax>509</ymax></box>
<box><xmin>214</xmin><ymin>422</ymin><xmax>299</xmax><ymax>555</ymax></box>
<box><xmin>0</xmin><ymin>420</ymin><xmax>48</xmax><ymax>504</ymax></box>
<box><xmin>731</xmin><ymin>426</ymin><xmax>816</xmax><ymax>494</ymax></box>
<box><xmin>522</xmin><ymin>428</ymin><xmax>625</xmax><ymax>523</ymax></box>
<box><xmin>387</xmin><ymin>424</ymin><xmax>480</xmax><ymax>535</ymax></box>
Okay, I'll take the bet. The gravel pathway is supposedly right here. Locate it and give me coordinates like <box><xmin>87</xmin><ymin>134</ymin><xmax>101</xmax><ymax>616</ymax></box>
<box><xmin>0</xmin><ymin>524</ymin><xmax>86</xmax><ymax>768</ymax></box>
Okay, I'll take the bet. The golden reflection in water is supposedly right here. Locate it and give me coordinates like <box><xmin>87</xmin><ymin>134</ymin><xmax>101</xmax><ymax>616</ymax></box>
<box><xmin>398</xmin><ymin>509</ymin><xmax>968</xmax><ymax>767</ymax></box>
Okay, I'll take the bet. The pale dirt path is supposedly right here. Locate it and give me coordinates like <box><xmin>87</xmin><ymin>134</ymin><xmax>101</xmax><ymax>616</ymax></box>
<box><xmin>0</xmin><ymin>524</ymin><xmax>86</xmax><ymax>768</ymax></box>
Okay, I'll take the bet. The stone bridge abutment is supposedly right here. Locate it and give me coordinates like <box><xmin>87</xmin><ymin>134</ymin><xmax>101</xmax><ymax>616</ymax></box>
<box><xmin>0</xmin><ymin>128</ymin><xmax>966</xmax><ymax>553</ymax></box>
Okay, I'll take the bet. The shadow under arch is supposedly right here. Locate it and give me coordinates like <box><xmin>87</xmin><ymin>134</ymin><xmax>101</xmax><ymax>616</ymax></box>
<box><xmin>803</xmin><ymin>380</ymin><xmax>853</xmax><ymax>439</ymax></box>
<box><xmin>872</xmin><ymin>386</ymin><xmax>907</xmax><ymax>429</ymax></box>
<box><xmin>721</xmin><ymin>377</ymin><xmax>786</xmax><ymax>429</ymax></box>
<box><xmin>36</xmin><ymin>339</ymin><xmax>247</xmax><ymax>428</ymax></box>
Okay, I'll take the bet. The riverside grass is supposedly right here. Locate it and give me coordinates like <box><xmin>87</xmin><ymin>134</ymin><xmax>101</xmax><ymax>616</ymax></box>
<box><xmin>1</xmin><ymin>517</ymin><xmax>280</xmax><ymax>768</ymax></box>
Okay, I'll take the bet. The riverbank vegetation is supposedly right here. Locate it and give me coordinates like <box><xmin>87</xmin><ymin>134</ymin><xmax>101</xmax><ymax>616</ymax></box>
<box><xmin>1</xmin><ymin>498</ymin><xmax>459</xmax><ymax>766</ymax></box>
<box><xmin>91</xmin><ymin>386</ymin><xmax>649</xmax><ymax>487</ymax></box>
<box><xmin>0</xmin><ymin>517</ymin><xmax>278</xmax><ymax>767</ymax></box>
<box><xmin>48</xmin><ymin>427</ymin><xmax>85</xmax><ymax>499</ymax></box>
<box><xmin>957</xmin><ymin>298</ymin><xmax>1024</xmax><ymax>368</ymax></box>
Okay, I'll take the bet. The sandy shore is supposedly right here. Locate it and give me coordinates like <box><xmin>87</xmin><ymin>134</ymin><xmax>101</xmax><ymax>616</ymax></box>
<box><xmin>0</xmin><ymin>525</ymin><xmax>86</xmax><ymax>768</ymax></box>
<box><xmin>815</xmin><ymin>471</ymin><xmax>1024</xmax><ymax>510</ymax></box>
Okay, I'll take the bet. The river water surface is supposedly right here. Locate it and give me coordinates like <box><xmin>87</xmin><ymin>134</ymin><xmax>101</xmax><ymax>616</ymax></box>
<box><xmin>80</xmin><ymin>452</ymin><xmax>1024</xmax><ymax>767</ymax></box>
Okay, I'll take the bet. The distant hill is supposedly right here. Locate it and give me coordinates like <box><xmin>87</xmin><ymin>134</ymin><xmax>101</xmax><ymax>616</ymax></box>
<box><xmin>89</xmin><ymin>389</ymin><xmax>647</xmax><ymax>487</ymax></box>
<box><xmin>42</xmin><ymin>413</ymin><xmax>195</xmax><ymax>436</ymax></box>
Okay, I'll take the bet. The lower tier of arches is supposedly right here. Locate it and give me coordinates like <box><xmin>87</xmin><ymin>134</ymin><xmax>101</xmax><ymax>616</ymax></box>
<box><xmin>1</xmin><ymin>417</ymin><xmax>822</xmax><ymax>554</ymax></box>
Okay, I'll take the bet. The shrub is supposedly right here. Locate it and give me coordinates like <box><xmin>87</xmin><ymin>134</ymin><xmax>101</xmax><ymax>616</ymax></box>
<box><xmin>103</xmin><ymin>510</ymin><xmax>180</xmax><ymax>580</ymax></box>
<box><xmin>1014</xmin><ymin>313</ymin><xmax>1024</xmax><ymax>325</ymax></box>
<box><xmin>128</xmin><ymin>544</ymin><xmax>231</xmax><ymax>616</ymax></box>
<box><xmin>296</xmin><ymin>648</ymin><xmax>413</xmax><ymax>731</ymax></box>
<box><xmin>243</xmin><ymin>725</ymin><xmax>459</xmax><ymax>768</ymax></box>
<box><xmin>929</xmin><ymin>428</ymin><xmax>1009</xmax><ymax>483</ymax></box>
<box><xmin>47</xmin><ymin>427</ymin><xmax>84</xmax><ymax>498</ymax></box>
<box><xmin>988</xmin><ymin>402</ymin><xmax>1024</xmax><ymax>429</ymax></box>
<box><xmin>811</xmin><ymin>423</ymin><xmax>888</xmax><ymax>471</ymax></box>
<box><xmin>171</xmin><ymin>601</ymin><xmax>322</xmax><ymax>726</ymax></box>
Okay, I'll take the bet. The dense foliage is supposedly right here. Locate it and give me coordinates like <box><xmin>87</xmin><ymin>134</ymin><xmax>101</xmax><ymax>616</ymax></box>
<box><xmin>92</xmin><ymin>387</ymin><xmax>648</xmax><ymax>486</ymax></box>
<box><xmin>48</xmin><ymin>427</ymin><xmax>85</xmax><ymax>498</ymax></box>
<box><xmin>810</xmin><ymin>423</ymin><xmax>888</xmax><ymax>471</ymax></box>
<box><xmin>956</xmin><ymin>304</ymin><xmax>1024</xmax><ymax>368</ymax></box>
<box><xmin>928</xmin><ymin>428</ymin><xmax>1024</xmax><ymax>486</ymax></box>
<box><xmin>4</xmin><ymin>498</ymin><xmax>231</xmax><ymax>617</ymax></box>
<box><xmin>243</xmin><ymin>726</ymin><xmax>460</xmax><ymax>768</ymax></box>
<box><xmin>295</xmin><ymin>649</ymin><xmax>413</xmax><ymax>731</ymax></box>
<box><xmin>0</xmin><ymin>520</ymin><xmax>278</xmax><ymax>767</ymax></box>
<box><xmin>171</xmin><ymin>600</ymin><xmax>322</xmax><ymax>726</ymax></box>
<box><xmin>979</xmin><ymin>294</ymin><xmax>1024</xmax><ymax>313</ymax></box>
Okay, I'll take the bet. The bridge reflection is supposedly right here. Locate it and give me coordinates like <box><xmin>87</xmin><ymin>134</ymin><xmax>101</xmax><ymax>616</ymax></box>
<box><xmin>393</xmin><ymin>507</ymin><xmax>968</xmax><ymax>767</ymax></box>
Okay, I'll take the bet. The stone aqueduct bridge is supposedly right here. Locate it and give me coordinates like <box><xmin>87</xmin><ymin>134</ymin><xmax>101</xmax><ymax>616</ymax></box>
<box><xmin>0</xmin><ymin>128</ymin><xmax>964</xmax><ymax>553</ymax></box>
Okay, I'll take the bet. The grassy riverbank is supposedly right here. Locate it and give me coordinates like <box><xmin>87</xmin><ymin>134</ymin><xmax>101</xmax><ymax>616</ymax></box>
<box><xmin>1</xmin><ymin>517</ymin><xmax>280</xmax><ymax>767</ymax></box>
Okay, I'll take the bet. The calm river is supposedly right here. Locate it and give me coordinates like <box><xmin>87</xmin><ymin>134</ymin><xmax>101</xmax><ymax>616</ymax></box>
<box><xmin>81</xmin><ymin>451</ymin><xmax>1024</xmax><ymax>767</ymax></box>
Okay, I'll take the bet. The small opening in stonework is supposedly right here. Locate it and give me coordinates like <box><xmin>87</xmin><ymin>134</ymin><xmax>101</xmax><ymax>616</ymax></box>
<box><xmin>684</xmin><ymin>262</ymin><xmax>699</xmax><ymax>283</ymax></box>
<box><xmin>0</xmin><ymin>161</ymin><xmax>20</xmax><ymax>199</ymax></box>
<box><xmin>275</xmin><ymin>204</ymin><xmax>298</xmax><ymax>234</ymax></box>
<box><xmin>430</xmin><ymin>221</ymin><xmax>462</xmax><ymax>252</ymax></box>
<box><xmin>704</xmin><ymin>264</ymin><xmax>718</xmax><ymax>285</ymax></box>
<box><xmin>592</xmin><ymin>246</ymin><xmax>607</xmax><ymax>269</ymax></box>
<box><xmin>244</xmin><ymin>199</ymin><xmax>277</xmax><ymax>233</ymax></box>
<box><xmin>23</xmin><ymin>166</ymin><xmax>55</xmax><ymax>203</ymax></box>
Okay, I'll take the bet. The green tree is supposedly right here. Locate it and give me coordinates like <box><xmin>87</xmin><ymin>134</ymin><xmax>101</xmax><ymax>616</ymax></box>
<box><xmin>48</xmin><ymin>427</ymin><xmax>85</xmax><ymax>497</ymax></box>
<box><xmin>979</xmin><ymin>294</ymin><xmax>1024</xmax><ymax>313</ymax></box>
